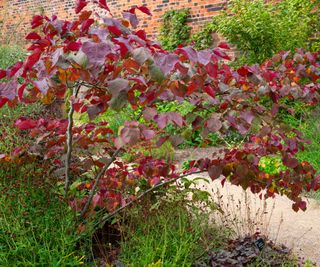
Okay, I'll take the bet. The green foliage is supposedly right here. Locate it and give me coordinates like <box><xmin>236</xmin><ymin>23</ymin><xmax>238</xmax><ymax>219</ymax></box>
<box><xmin>199</xmin><ymin>0</ymin><xmax>319</xmax><ymax>64</ymax></box>
<box><xmin>0</xmin><ymin>164</ymin><xmax>90</xmax><ymax>266</ymax></box>
<box><xmin>156</xmin><ymin>100</ymin><xmax>195</xmax><ymax>116</ymax></box>
<box><xmin>159</xmin><ymin>9</ymin><xmax>192</xmax><ymax>51</ymax></box>
<box><xmin>259</xmin><ymin>156</ymin><xmax>286</xmax><ymax>175</ymax></box>
<box><xmin>122</xmin><ymin>140</ymin><xmax>175</xmax><ymax>163</ymax></box>
<box><xmin>76</xmin><ymin>105</ymin><xmax>135</xmax><ymax>134</ymax></box>
<box><xmin>189</xmin><ymin>22</ymin><xmax>216</xmax><ymax>50</ymax></box>
<box><xmin>296</xmin><ymin>116</ymin><xmax>320</xmax><ymax>173</ymax></box>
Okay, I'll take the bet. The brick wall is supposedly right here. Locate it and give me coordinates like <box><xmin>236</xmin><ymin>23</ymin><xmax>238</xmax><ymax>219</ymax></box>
<box><xmin>0</xmin><ymin>0</ymin><xmax>227</xmax><ymax>44</ymax></box>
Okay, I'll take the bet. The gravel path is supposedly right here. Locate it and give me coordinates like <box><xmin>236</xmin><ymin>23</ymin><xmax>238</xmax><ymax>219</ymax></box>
<box><xmin>175</xmin><ymin>148</ymin><xmax>320</xmax><ymax>265</ymax></box>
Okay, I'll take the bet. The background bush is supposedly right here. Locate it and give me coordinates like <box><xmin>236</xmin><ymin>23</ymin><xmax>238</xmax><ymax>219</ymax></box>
<box><xmin>191</xmin><ymin>0</ymin><xmax>319</xmax><ymax>63</ymax></box>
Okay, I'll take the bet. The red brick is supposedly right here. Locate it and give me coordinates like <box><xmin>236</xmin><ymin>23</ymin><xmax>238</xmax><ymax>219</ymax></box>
<box><xmin>0</xmin><ymin>0</ymin><xmax>227</xmax><ymax>44</ymax></box>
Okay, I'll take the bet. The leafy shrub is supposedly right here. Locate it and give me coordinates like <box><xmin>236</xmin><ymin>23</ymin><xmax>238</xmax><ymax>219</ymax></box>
<box><xmin>0</xmin><ymin>0</ymin><xmax>319</xmax><ymax>228</ymax></box>
<box><xmin>159</xmin><ymin>9</ymin><xmax>192</xmax><ymax>51</ymax></box>
<box><xmin>193</xmin><ymin>0</ymin><xmax>320</xmax><ymax>64</ymax></box>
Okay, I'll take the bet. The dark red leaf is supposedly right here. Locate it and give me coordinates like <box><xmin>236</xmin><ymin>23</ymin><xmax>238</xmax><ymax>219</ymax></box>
<box><xmin>208</xmin><ymin>165</ymin><xmax>223</xmax><ymax>180</ymax></box>
<box><xmin>0</xmin><ymin>98</ymin><xmax>8</xmax><ymax>108</ymax></box>
<box><xmin>137</xmin><ymin>6</ymin><xmax>152</xmax><ymax>16</ymax></box>
<box><xmin>31</xmin><ymin>15</ymin><xmax>44</xmax><ymax>29</ymax></box>
<box><xmin>282</xmin><ymin>155</ymin><xmax>299</xmax><ymax>169</ymax></box>
<box><xmin>8</xmin><ymin>61</ymin><xmax>23</xmax><ymax>78</ymax></box>
<box><xmin>25</xmin><ymin>51</ymin><xmax>42</xmax><ymax>71</ymax></box>
<box><xmin>108</xmin><ymin>25</ymin><xmax>122</xmax><ymax>36</ymax></box>
<box><xmin>67</xmin><ymin>41</ymin><xmax>82</xmax><ymax>52</ymax></box>
<box><xmin>18</xmin><ymin>83</ymin><xmax>26</xmax><ymax>100</ymax></box>
<box><xmin>15</xmin><ymin>118</ymin><xmax>37</xmax><ymax>130</ymax></box>
<box><xmin>206</xmin><ymin>63</ymin><xmax>218</xmax><ymax>79</ymax></box>
<box><xmin>81</xmin><ymin>18</ymin><xmax>94</xmax><ymax>33</ymax></box>
<box><xmin>0</xmin><ymin>69</ymin><xmax>6</xmax><ymax>79</ymax></box>
<box><xmin>26</xmin><ymin>32</ymin><xmax>42</xmax><ymax>40</ymax></box>
<box><xmin>213</xmin><ymin>48</ymin><xmax>230</xmax><ymax>60</ymax></box>
<box><xmin>176</xmin><ymin>46</ymin><xmax>198</xmax><ymax>63</ymax></box>
<box><xmin>98</xmin><ymin>0</ymin><xmax>110</xmax><ymax>11</ymax></box>
<box><xmin>136</xmin><ymin>30</ymin><xmax>147</xmax><ymax>40</ymax></box>
<box><xmin>237</xmin><ymin>66</ymin><xmax>249</xmax><ymax>76</ymax></box>
<box><xmin>204</xmin><ymin>85</ymin><xmax>215</xmax><ymax>98</ymax></box>
<box><xmin>292</xmin><ymin>200</ymin><xmax>307</xmax><ymax>212</ymax></box>
<box><xmin>218</xmin><ymin>42</ymin><xmax>230</xmax><ymax>49</ymax></box>
<box><xmin>75</xmin><ymin>0</ymin><xmax>88</xmax><ymax>14</ymax></box>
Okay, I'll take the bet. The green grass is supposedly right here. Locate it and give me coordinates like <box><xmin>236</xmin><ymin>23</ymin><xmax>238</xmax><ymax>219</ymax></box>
<box><xmin>118</xmin><ymin>195</ymin><xmax>229</xmax><ymax>267</ymax></box>
<box><xmin>297</xmin><ymin>111</ymin><xmax>320</xmax><ymax>200</ymax></box>
<box><xmin>0</xmin><ymin>54</ymin><xmax>91</xmax><ymax>265</ymax></box>
<box><xmin>0</xmin><ymin>45</ymin><xmax>25</xmax><ymax>69</ymax></box>
<box><xmin>0</xmin><ymin>164</ymin><xmax>91</xmax><ymax>266</ymax></box>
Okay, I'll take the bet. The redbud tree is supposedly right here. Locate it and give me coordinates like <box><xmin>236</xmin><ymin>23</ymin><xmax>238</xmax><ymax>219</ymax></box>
<box><xmin>0</xmin><ymin>0</ymin><xmax>319</xmax><ymax>221</ymax></box>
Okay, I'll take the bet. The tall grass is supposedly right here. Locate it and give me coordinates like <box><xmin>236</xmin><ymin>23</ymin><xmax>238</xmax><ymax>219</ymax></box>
<box><xmin>0</xmin><ymin>164</ymin><xmax>91</xmax><ymax>266</ymax></box>
<box><xmin>118</xmin><ymin>195</ymin><xmax>229</xmax><ymax>266</ymax></box>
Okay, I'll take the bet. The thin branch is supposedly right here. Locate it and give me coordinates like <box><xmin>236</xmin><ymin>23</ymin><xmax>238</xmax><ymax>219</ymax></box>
<box><xmin>64</xmin><ymin>84</ymin><xmax>81</xmax><ymax>197</ymax></box>
<box><xmin>94</xmin><ymin>170</ymin><xmax>206</xmax><ymax>227</ymax></box>
<box><xmin>80</xmin><ymin>106</ymin><xmax>147</xmax><ymax>218</ymax></box>
<box><xmin>80</xmin><ymin>149</ymin><xmax>121</xmax><ymax>218</ymax></box>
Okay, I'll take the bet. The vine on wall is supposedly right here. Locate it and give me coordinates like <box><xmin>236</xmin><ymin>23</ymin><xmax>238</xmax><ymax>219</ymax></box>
<box><xmin>159</xmin><ymin>9</ymin><xmax>191</xmax><ymax>51</ymax></box>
